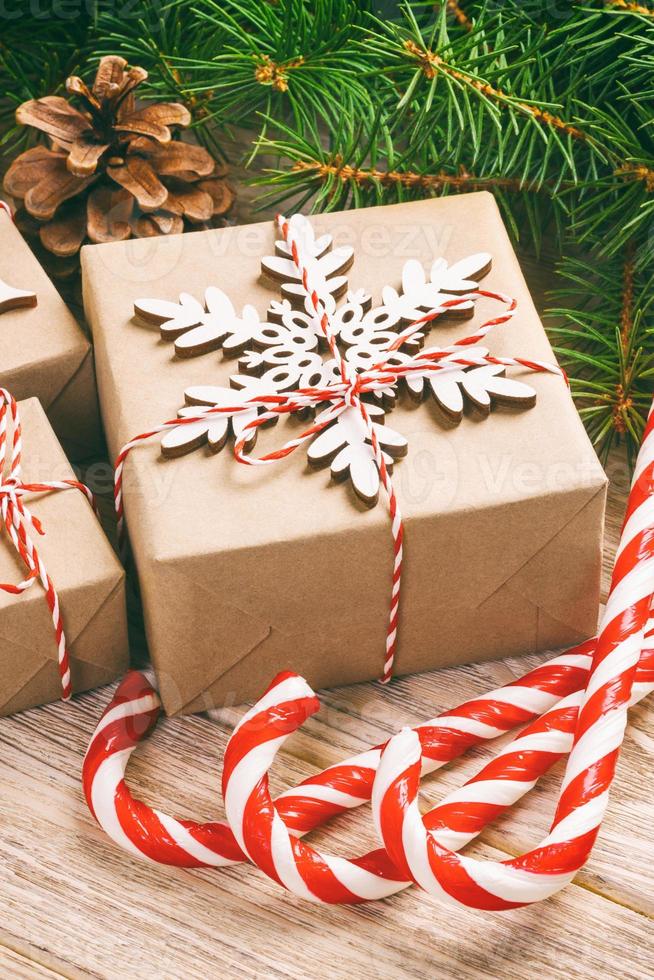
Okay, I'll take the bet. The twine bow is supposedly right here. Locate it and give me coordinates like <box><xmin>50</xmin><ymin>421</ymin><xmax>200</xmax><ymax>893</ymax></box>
<box><xmin>0</xmin><ymin>389</ymin><xmax>95</xmax><ymax>699</ymax></box>
<box><xmin>115</xmin><ymin>214</ymin><xmax>566</xmax><ymax>682</ymax></box>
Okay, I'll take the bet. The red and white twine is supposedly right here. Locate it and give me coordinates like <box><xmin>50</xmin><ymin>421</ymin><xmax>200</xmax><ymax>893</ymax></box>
<box><xmin>0</xmin><ymin>389</ymin><xmax>95</xmax><ymax>699</ymax></box>
<box><xmin>113</xmin><ymin>213</ymin><xmax>564</xmax><ymax>683</ymax></box>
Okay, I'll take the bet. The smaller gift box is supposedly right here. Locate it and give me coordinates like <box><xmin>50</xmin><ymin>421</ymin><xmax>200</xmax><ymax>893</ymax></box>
<box><xmin>0</xmin><ymin>396</ymin><xmax>128</xmax><ymax>715</ymax></box>
<box><xmin>0</xmin><ymin>210</ymin><xmax>102</xmax><ymax>460</ymax></box>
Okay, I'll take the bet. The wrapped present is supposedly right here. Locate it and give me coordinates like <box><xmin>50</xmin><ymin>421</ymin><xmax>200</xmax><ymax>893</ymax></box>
<box><xmin>81</xmin><ymin>193</ymin><xmax>607</xmax><ymax>715</ymax></box>
<box><xmin>0</xmin><ymin>209</ymin><xmax>102</xmax><ymax>460</ymax></box>
<box><xmin>0</xmin><ymin>393</ymin><xmax>128</xmax><ymax>715</ymax></box>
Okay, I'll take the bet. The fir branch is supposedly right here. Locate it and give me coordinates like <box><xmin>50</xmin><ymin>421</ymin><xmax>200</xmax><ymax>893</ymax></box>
<box><xmin>151</xmin><ymin>0</ymin><xmax>379</xmax><ymax>144</ymax></box>
<box><xmin>399</xmin><ymin>39</ymin><xmax>591</xmax><ymax>144</ymax></box>
<box><xmin>254</xmin><ymin>112</ymin><xmax>566</xmax><ymax>255</ymax></box>
<box><xmin>288</xmin><ymin>157</ymin><xmax>559</xmax><ymax>194</ymax></box>
<box><xmin>548</xmin><ymin>244</ymin><xmax>654</xmax><ymax>465</ymax></box>
<box><xmin>603</xmin><ymin>0</ymin><xmax>654</xmax><ymax>18</ymax></box>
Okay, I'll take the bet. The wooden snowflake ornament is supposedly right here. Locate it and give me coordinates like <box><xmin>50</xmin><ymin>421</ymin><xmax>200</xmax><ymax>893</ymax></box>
<box><xmin>133</xmin><ymin>212</ymin><xmax>540</xmax><ymax>505</ymax></box>
<box><xmin>0</xmin><ymin>276</ymin><xmax>37</xmax><ymax>315</ymax></box>
<box><xmin>160</xmin><ymin>385</ymin><xmax>260</xmax><ymax>458</ymax></box>
<box><xmin>408</xmin><ymin>361</ymin><xmax>537</xmax><ymax>423</ymax></box>
<box><xmin>261</xmin><ymin>213</ymin><xmax>354</xmax><ymax>305</ymax></box>
<box><xmin>308</xmin><ymin>403</ymin><xmax>408</xmax><ymax>506</ymax></box>
<box><xmin>134</xmin><ymin>288</ymin><xmax>263</xmax><ymax>358</ymax></box>
<box><xmin>455</xmin><ymin>364</ymin><xmax>537</xmax><ymax>416</ymax></box>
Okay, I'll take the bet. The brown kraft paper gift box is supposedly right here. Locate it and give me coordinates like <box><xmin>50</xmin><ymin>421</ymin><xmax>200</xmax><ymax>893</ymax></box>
<box><xmin>0</xmin><ymin>398</ymin><xmax>128</xmax><ymax>715</ymax></box>
<box><xmin>81</xmin><ymin>192</ymin><xmax>607</xmax><ymax>715</ymax></box>
<box><xmin>0</xmin><ymin>210</ymin><xmax>102</xmax><ymax>460</ymax></box>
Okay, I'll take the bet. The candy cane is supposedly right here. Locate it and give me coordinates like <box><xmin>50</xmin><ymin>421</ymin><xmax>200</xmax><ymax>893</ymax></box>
<box><xmin>371</xmin><ymin>402</ymin><xmax>654</xmax><ymax>910</ymax></box>
<box><xmin>83</xmin><ymin>671</ymin><xmax>245</xmax><ymax>866</ymax></box>
<box><xmin>83</xmin><ymin>633</ymin><xmax>651</xmax><ymax>870</ymax></box>
<box><xmin>221</xmin><ymin>644</ymin><xmax>654</xmax><ymax>903</ymax></box>
<box><xmin>222</xmin><ymin>671</ymin><xmax>407</xmax><ymax>901</ymax></box>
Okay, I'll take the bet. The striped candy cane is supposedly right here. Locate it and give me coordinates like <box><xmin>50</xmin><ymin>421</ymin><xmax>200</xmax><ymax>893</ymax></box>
<box><xmin>371</xmin><ymin>402</ymin><xmax>654</xmax><ymax>910</ymax></box>
<box><xmin>82</xmin><ymin>632</ymin><xmax>654</xmax><ymax>872</ymax></box>
<box><xmin>0</xmin><ymin>389</ymin><xmax>95</xmax><ymax>699</ymax></box>
<box><xmin>220</xmin><ymin>639</ymin><xmax>654</xmax><ymax>903</ymax></box>
<box><xmin>222</xmin><ymin>671</ymin><xmax>406</xmax><ymax>902</ymax></box>
<box><xmin>83</xmin><ymin>671</ymin><xmax>245</xmax><ymax>866</ymax></box>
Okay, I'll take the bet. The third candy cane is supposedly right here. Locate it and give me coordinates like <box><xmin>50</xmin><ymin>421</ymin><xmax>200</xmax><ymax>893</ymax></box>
<box><xmin>369</xmin><ymin>399</ymin><xmax>654</xmax><ymax>909</ymax></box>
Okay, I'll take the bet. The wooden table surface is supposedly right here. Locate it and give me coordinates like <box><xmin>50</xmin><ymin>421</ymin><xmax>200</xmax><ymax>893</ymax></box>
<box><xmin>0</xmin><ymin>212</ymin><xmax>652</xmax><ymax>978</ymax></box>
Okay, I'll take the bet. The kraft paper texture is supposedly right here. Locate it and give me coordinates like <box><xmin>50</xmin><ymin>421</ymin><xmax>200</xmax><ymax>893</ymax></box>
<box><xmin>0</xmin><ymin>211</ymin><xmax>102</xmax><ymax>460</ymax></box>
<box><xmin>0</xmin><ymin>398</ymin><xmax>128</xmax><ymax>715</ymax></box>
<box><xmin>82</xmin><ymin>192</ymin><xmax>607</xmax><ymax>715</ymax></box>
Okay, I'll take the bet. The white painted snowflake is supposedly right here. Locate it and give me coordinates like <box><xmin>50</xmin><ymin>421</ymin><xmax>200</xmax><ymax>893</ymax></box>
<box><xmin>134</xmin><ymin>213</ymin><xmax>537</xmax><ymax>506</ymax></box>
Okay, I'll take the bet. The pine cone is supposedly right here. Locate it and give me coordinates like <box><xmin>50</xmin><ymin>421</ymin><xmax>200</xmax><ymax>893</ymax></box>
<box><xmin>3</xmin><ymin>56</ymin><xmax>234</xmax><ymax>258</ymax></box>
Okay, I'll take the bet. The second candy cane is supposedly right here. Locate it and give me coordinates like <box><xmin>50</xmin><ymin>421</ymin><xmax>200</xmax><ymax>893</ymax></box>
<box><xmin>370</xmin><ymin>398</ymin><xmax>654</xmax><ymax>909</ymax></box>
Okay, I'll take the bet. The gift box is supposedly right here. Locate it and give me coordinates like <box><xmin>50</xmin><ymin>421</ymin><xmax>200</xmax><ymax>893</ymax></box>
<box><xmin>0</xmin><ymin>210</ymin><xmax>102</xmax><ymax>460</ymax></box>
<box><xmin>81</xmin><ymin>192</ymin><xmax>607</xmax><ymax>715</ymax></box>
<box><xmin>0</xmin><ymin>397</ymin><xmax>128</xmax><ymax>715</ymax></box>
